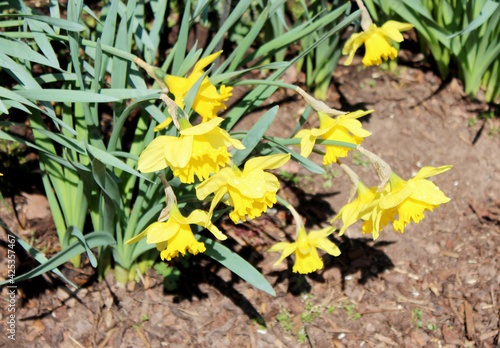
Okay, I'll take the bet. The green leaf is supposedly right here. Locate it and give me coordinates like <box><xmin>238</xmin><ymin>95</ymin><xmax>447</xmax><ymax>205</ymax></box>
<box><xmin>232</xmin><ymin>106</ymin><xmax>279</xmax><ymax>166</ymax></box>
<box><xmin>15</xmin><ymin>89</ymin><xmax>119</xmax><ymax>103</ymax></box>
<box><xmin>267</xmin><ymin>140</ymin><xmax>325</xmax><ymax>174</ymax></box>
<box><xmin>87</xmin><ymin>144</ymin><xmax>151</xmax><ymax>182</ymax></box>
<box><xmin>446</xmin><ymin>0</ymin><xmax>500</xmax><ymax>39</ymax></box>
<box><xmin>183</xmin><ymin>70</ymin><xmax>209</xmax><ymax>116</ymax></box>
<box><xmin>199</xmin><ymin>236</ymin><xmax>276</xmax><ymax>296</ymax></box>
<box><xmin>100</xmin><ymin>88</ymin><xmax>162</xmax><ymax>99</ymax></box>
<box><xmin>203</xmin><ymin>0</ymin><xmax>253</xmax><ymax>56</ymax></box>
<box><xmin>2</xmin><ymin>13</ymin><xmax>86</xmax><ymax>31</ymax></box>
<box><xmin>91</xmin><ymin>157</ymin><xmax>122</xmax><ymax>210</ymax></box>
<box><xmin>67</xmin><ymin>226</ymin><xmax>98</xmax><ymax>267</ymax></box>
<box><xmin>0</xmin><ymin>38</ymin><xmax>61</xmax><ymax>69</ymax></box>
<box><xmin>172</xmin><ymin>0</ymin><xmax>191</xmax><ymax>74</ymax></box>
<box><xmin>0</xmin><ymin>231</ymin><xmax>115</xmax><ymax>285</ymax></box>
<box><xmin>0</xmin><ymin>223</ymin><xmax>77</xmax><ymax>288</ymax></box>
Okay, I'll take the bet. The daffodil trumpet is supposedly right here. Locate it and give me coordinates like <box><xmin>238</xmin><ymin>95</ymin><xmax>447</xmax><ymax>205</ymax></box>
<box><xmin>196</xmin><ymin>153</ymin><xmax>291</xmax><ymax>223</ymax></box>
<box><xmin>269</xmin><ymin>196</ymin><xmax>341</xmax><ymax>274</ymax></box>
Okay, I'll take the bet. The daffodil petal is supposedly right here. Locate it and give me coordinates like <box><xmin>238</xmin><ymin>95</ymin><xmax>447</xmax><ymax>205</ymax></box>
<box><xmin>126</xmin><ymin>228</ymin><xmax>149</xmax><ymax>244</ymax></box>
<box><xmin>381</xmin><ymin>21</ymin><xmax>413</xmax><ymax>42</ymax></box>
<box><xmin>269</xmin><ymin>242</ymin><xmax>296</xmax><ymax>265</ymax></box>
<box><xmin>414</xmin><ymin>165</ymin><xmax>453</xmax><ymax>180</ymax></box>
<box><xmin>137</xmin><ymin>136</ymin><xmax>172</xmax><ymax>172</ymax></box>
<box><xmin>153</xmin><ymin>117</ymin><xmax>173</xmax><ymax>132</ymax></box>
<box><xmin>180</xmin><ymin>117</ymin><xmax>223</xmax><ymax>136</ymax></box>
<box><xmin>196</xmin><ymin>167</ymin><xmax>234</xmax><ymax>199</ymax></box>
<box><xmin>243</xmin><ymin>153</ymin><xmax>291</xmax><ymax>172</ymax></box>
<box><xmin>380</xmin><ymin>179</ymin><xmax>416</xmax><ymax>209</ymax></box>
<box><xmin>163</xmin><ymin>135</ymin><xmax>193</xmax><ymax>168</ymax></box>
<box><xmin>192</xmin><ymin>51</ymin><xmax>222</xmax><ymax>75</ymax></box>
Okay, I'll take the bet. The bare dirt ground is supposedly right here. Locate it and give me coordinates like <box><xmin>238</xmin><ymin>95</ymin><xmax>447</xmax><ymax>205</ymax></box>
<box><xmin>1</xmin><ymin>57</ymin><xmax>500</xmax><ymax>347</ymax></box>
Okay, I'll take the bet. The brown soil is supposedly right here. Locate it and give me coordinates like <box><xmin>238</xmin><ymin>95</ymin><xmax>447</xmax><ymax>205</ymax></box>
<box><xmin>1</xmin><ymin>59</ymin><xmax>500</xmax><ymax>348</ymax></box>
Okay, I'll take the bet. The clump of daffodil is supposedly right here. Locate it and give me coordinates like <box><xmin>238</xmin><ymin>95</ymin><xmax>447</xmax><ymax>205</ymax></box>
<box><xmin>165</xmin><ymin>51</ymin><xmax>233</xmax><ymax>122</ymax></box>
<box><xmin>343</xmin><ymin>20</ymin><xmax>413</xmax><ymax>67</ymax></box>
<box><xmin>126</xmin><ymin>203</ymin><xmax>226</xmax><ymax>261</ymax></box>
<box><xmin>269</xmin><ymin>226</ymin><xmax>341</xmax><ymax>274</ymax></box>
<box><xmin>196</xmin><ymin>154</ymin><xmax>291</xmax><ymax>223</ymax></box>
<box><xmin>294</xmin><ymin>110</ymin><xmax>372</xmax><ymax>164</ymax></box>
<box><xmin>380</xmin><ymin>166</ymin><xmax>452</xmax><ymax>233</ymax></box>
<box><xmin>332</xmin><ymin>182</ymin><xmax>397</xmax><ymax>240</ymax></box>
<box><xmin>138</xmin><ymin>117</ymin><xmax>245</xmax><ymax>184</ymax></box>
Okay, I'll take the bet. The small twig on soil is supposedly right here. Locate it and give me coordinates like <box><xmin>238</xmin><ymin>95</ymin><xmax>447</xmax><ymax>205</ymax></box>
<box><xmin>464</xmin><ymin>299</ymin><xmax>476</xmax><ymax>340</ymax></box>
<box><xmin>303</xmin><ymin>324</ymin><xmax>317</xmax><ymax>348</ymax></box>
<box><xmin>448</xmin><ymin>297</ymin><xmax>464</xmax><ymax>323</ymax></box>
<box><xmin>134</xmin><ymin>325</ymin><xmax>151</xmax><ymax>348</ymax></box>
<box><xmin>68</xmin><ymin>335</ymin><xmax>86</xmax><ymax>348</ymax></box>
<box><xmin>98</xmin><ymin>328</ymin><xmax>119</xmax><ymax>348</ymax></box>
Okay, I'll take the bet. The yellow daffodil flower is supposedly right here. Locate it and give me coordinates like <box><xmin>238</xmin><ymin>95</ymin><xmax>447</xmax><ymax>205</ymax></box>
<box><xmin>294</xmin><ymin>110</ymin><xmax>372</xmax><ymax>164</ymax></box>
<box><xmin>268</xmin><ymin>226</ymin><xmax>341</xmax><ymax>274</ymax></box>
<box><xmin>196</xmin><ymin>154</ymin><xmax>291</xmax><ymax>223</ymax></box>
<box><xmin>165</xmin><ymin>51</ymin><xmax>233</xmax><ymax>122</ymax></box>
<box><xmin>343</xmin><ymin>21</ymin><xmax>413</xmax><ymax>66</ymax></box>
<box><xmin>380</xmin><ymin>166</ymin><xmax>452</xmax><ymax>233</ymax></box>
<box><xmin>126</xmin><ymin>203</ymin><xmax>226</xmax><ymax>261</ymax></box>
<box><xmin>138</xmin><ymin>117</ymin><xmax>245</xmax><ymax>183</ymax></box>
<box><xmin>332</xmin><ymin>182</ymin><xmax>397</xmax><ymax>240</ymax></box>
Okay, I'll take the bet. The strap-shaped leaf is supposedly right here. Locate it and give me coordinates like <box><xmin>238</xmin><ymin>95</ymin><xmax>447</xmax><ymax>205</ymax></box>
<box><xmin>231</xmin><ymin>106</ymin><xmax>279</xmax><ymax>166</ymax></box>
<box><xmin>0</xmin><ymin>38</ymin><xmax>61</xmax><ymax>69</ymax></box>
<box><xmin>65</xmin><ymin>226</ymin><xmax>98</xmax><ymax>267</ymax></box>
<box><xmin>2</xmin><ymin>13</ymin><xmax>86</xmax><ymax>31</ymax></box>
<box><xmin>0</xmin><ymin>223</ymin><xmax>77</xmax><ymax>288</ymax></box>
<box><xmin>199</xmin><ymin>236</ymin><xmax>276</xmax><ymax>296</ymax></box>
<box><xmin>171</xmin><ymin>0</ymin><xmax>191</xmax><ymax>74</ymax></box>
<box><xmin>0</xmin><ymin>231</ymin><xmax>115</xmax><ymax>285</ymax></box>
<box><xmin>16</xmin><ymin>89</ymin><xmax>119</xmax><ymax>103</ymax></box>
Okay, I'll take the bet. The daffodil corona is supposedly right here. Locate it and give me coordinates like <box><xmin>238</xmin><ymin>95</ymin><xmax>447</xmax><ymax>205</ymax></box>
<box><xmin>137</xmin><ymin>117</ymin><xmax>245</xmax><ymax>183</ymax></box>
<box><xmin>268</xmin><ymin>226</ymin><xmax>341</xmax><ymax>274</ymax></box>
<box><xmin>196</xmin><ymin>154</ymin><xmax>291</xmax><ymax>223</ymax></box>
<box><xmin>126</xmin><ymin>203</ymin><xmax>226</xmax><ymax>261</ymax></box>
<box><xmin>294</xmin><ymin>110</ymin><xmax>372</xmax><ymax>164</ymax></box>
<box><xmin>380</xmin><ymin>166</ymin><xmax>452</xmax><ymax>233</ymax></box>
<box><xmin>343</xmin><ymin>21</ymin><xmax>413</xmax><ymax>66</ymax></box>
<box><xmin>165</xmin><ymin>51</ymin><xmax>233</xmax><ymax>122</ymax></box>
<box><xmin>333</xmin><ymin>166</ymin><xmax>452</xmax><ymax>239</ymax></box>
<box><xmin>331</xmin><ymin>182</ymin><xmax>397</xmax><ymax>240</ymax></box>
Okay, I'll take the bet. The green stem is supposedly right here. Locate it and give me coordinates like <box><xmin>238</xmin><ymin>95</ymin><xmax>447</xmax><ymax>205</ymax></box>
<box><xmin>264</xmin><ymin>136</ymin><xmax>359</xmax><ymax>149</ymax></box>
<box><xmin>276</xmin><ymin>196</ymin><xmax>303</xmax><ymax>238</ymax></box>
<box><xmin>231</xmin><ymin>79</ymin><xmax>297</xmax><ymax>91</ymax></box>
